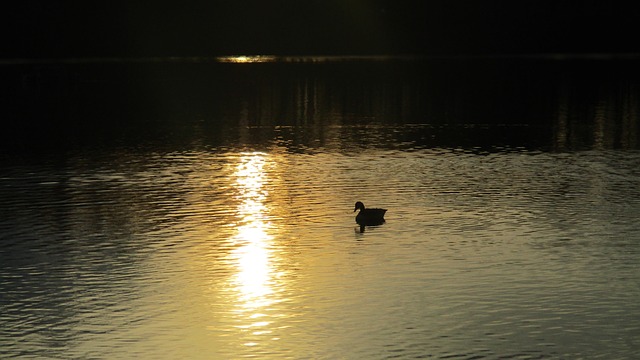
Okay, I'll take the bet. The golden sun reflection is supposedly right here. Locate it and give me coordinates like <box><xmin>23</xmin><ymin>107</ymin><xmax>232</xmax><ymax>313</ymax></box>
<box><xmin>233</xmin><ymin>223</ymin><xmax>272</xmax><ymax>307</ymax></box>
<box><xmin>218</xmin><ymin>55</ymin><xmax>277</xmax><ymax>63</ymax></box>
<box><xmin>228</xmin><ymin>152</ymin><xmax>282</xmax><ymax>343</ymax></box>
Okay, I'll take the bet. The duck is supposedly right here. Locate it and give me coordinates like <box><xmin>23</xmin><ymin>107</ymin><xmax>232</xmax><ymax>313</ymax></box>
<box><xmin>354</xmin><ymin>201</ymin><xmax>387</xmax><ymax>226</ymax></box>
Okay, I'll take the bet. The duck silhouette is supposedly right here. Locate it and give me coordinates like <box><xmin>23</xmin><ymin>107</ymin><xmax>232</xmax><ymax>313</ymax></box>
<box><xmin>354</xmin><ymin>201</ymin><xmax>387</xmax><ymax>226</ymax></box>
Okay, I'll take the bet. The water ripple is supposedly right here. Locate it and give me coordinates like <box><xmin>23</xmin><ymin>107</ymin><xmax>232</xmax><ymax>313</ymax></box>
<box><xmin>2</xmin><ymin>147</ymin><xmax>640</xmax><ymax>358</ymax></box>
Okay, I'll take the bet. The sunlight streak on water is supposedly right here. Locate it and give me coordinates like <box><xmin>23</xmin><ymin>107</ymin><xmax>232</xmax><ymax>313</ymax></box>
<box><xmin>227</xmin><ymin>152</ymin><xmax>283</xmax><ymax>348</ymax></box>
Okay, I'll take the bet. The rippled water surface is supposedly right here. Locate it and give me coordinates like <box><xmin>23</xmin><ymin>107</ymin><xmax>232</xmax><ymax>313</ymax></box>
<box><xmin>2</xmin><ymin>59</ymin><xmax>640</xmax><ymax>359</ymax></box>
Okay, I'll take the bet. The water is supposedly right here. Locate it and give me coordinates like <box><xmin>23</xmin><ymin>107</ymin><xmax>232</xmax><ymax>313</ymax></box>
<box><xmin>2</xmin><ymin>57</ymin><xmax>640</xmax><ymax>359</ymax></box>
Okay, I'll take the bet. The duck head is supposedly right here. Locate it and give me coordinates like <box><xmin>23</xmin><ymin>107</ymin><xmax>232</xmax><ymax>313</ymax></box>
<box><xmin>354</xmin><ymin>201</ymin><xmax>365</xmax><ymax>212</ymax></box>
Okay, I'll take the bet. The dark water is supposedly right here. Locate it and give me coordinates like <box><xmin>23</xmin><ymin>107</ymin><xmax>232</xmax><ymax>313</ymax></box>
<box><xmin>2</xmin><ymin>57</ymin><xmax>640</xmax><ymax>359</ymax></box>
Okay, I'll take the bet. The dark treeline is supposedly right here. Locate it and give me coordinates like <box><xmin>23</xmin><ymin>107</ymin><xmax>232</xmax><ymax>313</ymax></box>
<box><xmin>3</xmin><ymin>0</ymin><xmax>639</xmax><ymax>58</ymax></box>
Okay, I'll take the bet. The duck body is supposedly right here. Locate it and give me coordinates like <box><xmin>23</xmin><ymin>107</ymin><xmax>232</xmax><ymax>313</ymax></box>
<box><xmin>354</xmin><ymin>201</ymin><xmax>387</xmax><ymax>225</ymax></box>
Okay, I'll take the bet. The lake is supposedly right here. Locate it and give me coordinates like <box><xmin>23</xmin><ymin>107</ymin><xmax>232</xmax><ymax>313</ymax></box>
<box><xmin>2</xmin><ymin>57</ymin><xmax>640</xmax><ymax>359</ymax></box>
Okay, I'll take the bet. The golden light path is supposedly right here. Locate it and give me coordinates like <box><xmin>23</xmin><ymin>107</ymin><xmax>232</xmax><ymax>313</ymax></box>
<box><xmin>229</xmin><ymin>152</ymin><xmax>282</xmax><ymax>347</ymax></box>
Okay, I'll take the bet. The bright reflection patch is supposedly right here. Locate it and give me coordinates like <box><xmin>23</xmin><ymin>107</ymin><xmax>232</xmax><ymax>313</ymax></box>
<box><xmin>233</xmin><ymin>224</ymin><xmax>271</xmax><ymax>306</ymax></box>
<box><xmin>218</xmin><ymin>55</ymin><xmax>277</xmax><ymax>63</ymax></box>
<box><xmin>229</xmin><ymin>152</ymin><xmax>277</xmax><ymax>338</ymax></box>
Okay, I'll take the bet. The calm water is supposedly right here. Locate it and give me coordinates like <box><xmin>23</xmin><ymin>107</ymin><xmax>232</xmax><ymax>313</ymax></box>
<box><xmin>2</xmin><ymin>58</ymin><xmax>640</xmax><ymax>359</ymax></box>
